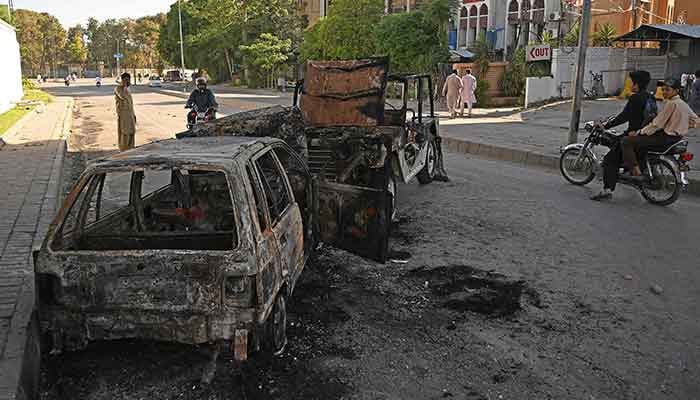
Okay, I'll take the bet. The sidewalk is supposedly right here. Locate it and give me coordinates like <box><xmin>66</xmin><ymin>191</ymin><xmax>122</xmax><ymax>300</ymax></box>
<box><xmin>439</xmin><ymin>98</ymin><xmax>700</xmax><ymax>194</ymax></box>
<box><xmin>0</xmin><ymin>98</ymin><xmax>72</xmax><ymax>400</ymax></box>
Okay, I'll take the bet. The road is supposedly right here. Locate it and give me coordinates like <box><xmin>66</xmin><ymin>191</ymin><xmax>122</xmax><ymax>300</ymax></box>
<box><xmin>40</xmin><ymin>82</ymin><xmax>700</xmax><ymax>400</ymax></box>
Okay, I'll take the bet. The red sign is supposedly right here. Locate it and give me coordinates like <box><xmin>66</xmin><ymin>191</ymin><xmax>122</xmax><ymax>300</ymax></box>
<box><xmin>527</xmin><ymin>44</ymin><xmax>551</xmax><ymax>62</ymax></box>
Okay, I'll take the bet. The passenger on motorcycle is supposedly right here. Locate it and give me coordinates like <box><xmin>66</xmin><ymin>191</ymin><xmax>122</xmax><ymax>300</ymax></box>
<box><xmin>621</xmin><ymin>78</ymin><xmax>699</xmax><ymax>182</ymax></box>
<box><xmin>591</xmin><ymin>70</ymin><xmax>655</xmax><ymax>201</ymax></box>
<box><xmin>186</xmin><ymin>77</ymin><xmax>218</xmax><ymax>125</ymax></box>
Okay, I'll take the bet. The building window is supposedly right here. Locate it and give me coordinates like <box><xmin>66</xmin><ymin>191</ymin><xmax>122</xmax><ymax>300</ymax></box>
<box><xmin>479</xmin><ymin>4</ymin><xmax>488</xmax><ymax>40</ymax></box>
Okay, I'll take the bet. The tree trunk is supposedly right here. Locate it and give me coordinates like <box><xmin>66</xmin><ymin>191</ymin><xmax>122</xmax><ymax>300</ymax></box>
<box><xmin>224</xmin><ymin>48</ymin><xmax>233</xmax><ymax>82</ymax></box>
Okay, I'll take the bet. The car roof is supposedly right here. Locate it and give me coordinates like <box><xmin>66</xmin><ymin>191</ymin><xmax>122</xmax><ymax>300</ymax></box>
<box><xmin>90</xmin><ymin>136</ymin><xmax>281</xmax><ymax>170</ymax></box>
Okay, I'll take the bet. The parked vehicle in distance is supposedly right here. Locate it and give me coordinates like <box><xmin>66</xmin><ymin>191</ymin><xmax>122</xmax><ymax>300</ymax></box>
<box><xmin>148</xmin><ymin>75</ymin><xmax>163</xmax><ymax>87</ymax></box>
<box><xmin>35</xmin><ymin>136</ymin><xmax>385</xmax><ymax>362</ymax></box>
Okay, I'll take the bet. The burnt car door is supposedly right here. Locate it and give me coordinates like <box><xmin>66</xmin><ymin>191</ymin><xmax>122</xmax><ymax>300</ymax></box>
<box><xmin>251</xmin><ymin>148</ymin><xmax>305</xmax><ymax>292</ymax></box>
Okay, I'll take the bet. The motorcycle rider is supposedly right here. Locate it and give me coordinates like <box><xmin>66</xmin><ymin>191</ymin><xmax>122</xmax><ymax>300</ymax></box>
<box><xmin>621</xmin><ymin>77</ymin><xmax>700</xmax><ymax>181</ymax></box>
<box><xmin>591</xmin><ymin>70</ymin><xmax>655</xmax><ymax>200</ymax></box>
<box><xmin>186</xmin><ymin>77</ymin><xmax>218</xmax><ymax>126</ymax></box>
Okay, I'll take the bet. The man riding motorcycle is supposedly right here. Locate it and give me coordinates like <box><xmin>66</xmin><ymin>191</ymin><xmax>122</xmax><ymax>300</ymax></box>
<box><xmin>591</xmin><ymin>70</ymin><xmax>655</xmax><ymax>201</ymax></box>
<box><xmin>621</xmin><ymin>77</ymin><xmax>700</xmax><ymax>181</ymax></box>
<box><xmin>186</xmin><ymin>77</ymin><xmax>218</xmax><ymax>126</ymax></box>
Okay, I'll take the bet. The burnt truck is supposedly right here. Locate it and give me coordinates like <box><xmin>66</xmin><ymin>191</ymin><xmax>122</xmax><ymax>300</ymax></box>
<box><xmin>33</xmin><ymin>58</ymin><xmax>448</xmax><ymax>363</ymax></box>
<box><xmin>181</xmin><ymin>58</ymin><xmax>448</xmax><ymax>261</ymax></box>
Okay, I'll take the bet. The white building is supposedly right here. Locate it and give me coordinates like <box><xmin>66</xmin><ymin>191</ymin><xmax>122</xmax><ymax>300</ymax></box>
<box><xmin>455</xmin><ymin>0</ymin><xmax>568</xmax><ymax>58</ymax></box>
<box><xmin>0</xmin><ymin>18</ymin><xmax>23</xmax><ymax>114</ymax></box>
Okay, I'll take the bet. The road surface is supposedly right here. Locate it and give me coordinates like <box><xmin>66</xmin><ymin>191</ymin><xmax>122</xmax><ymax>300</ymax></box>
<box><xmin>39</xmin><ymin>82</ymin><xmax>700</xmax><ymax>400</ymax></box>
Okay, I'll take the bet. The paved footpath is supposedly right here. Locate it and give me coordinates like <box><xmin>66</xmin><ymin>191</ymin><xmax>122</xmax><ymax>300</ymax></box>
<box><xmin>0</xmin><ymin>98</ymin><xmax>72</xmax><ymax>400</ymax></box>
<box><xmin>439</xmin><ymin>99</ymin><xmax>700</xmax><ymax>192</ymax></box>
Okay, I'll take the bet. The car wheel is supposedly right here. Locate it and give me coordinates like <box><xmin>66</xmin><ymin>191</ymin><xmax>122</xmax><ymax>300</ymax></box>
<box><xmin>265</xmin><ymin>293</ymin><xmax>287</xmax><ymax>356</ymax></box>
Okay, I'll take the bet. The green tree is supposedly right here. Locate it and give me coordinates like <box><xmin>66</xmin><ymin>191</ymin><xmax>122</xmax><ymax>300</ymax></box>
<box><xmin>373</xmin><ymin>9</ymin><xmax>448</xmax><ymax>74</ymax></box>
<box><xmin>0</xmin><ymin>5</ymin><xmax>10</xmax><ymax>24</ymax></box>
<box><xmin>591</xmin><ymin>23</ymin><xmax>616</xmax><ymax>47</ymax></box>
<box><xmin>14</xmin><ymin>9</ymin><xmax>66</xmax><ymax>77</ymax></box>
<box><xmin>240</xmin><ymin>33</ymin><xmax>291</xmax><ymax>87</ymax></box>
<box><xmin>65</xmin><ymin>25</ymin><xmax>88</xmax><ymax>68</ymax></box>
<box><xmin>564</xmin><ymin>21</ymin><xmax>580</xmax><ymax>47</ymax></box>
<box><xmin>299</xmin><ymin>0</ymin><xmax>383</xmax><ymax>61</ymax></box>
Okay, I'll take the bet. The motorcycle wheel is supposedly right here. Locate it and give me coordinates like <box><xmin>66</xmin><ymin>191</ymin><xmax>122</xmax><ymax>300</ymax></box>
<box><xmin>559</xmin><ymin>147</ymin><xmax>595</xmax><ymax>185</ymax></box>
<box><xmin>641</xmin><ymin>158</ymin><xmax>680</xmax><ymax>206</ymax></box>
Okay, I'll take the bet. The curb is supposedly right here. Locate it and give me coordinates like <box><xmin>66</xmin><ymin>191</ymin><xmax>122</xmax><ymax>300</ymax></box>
<box><xmin>441</xmin><ymin>135</ymin><xmax>700</xmax><ymax>197</ymax></box>
<box><xmin>0</xmin><ymin>98</ymin><xmax>73</xmax><ymax>400</ymax></box>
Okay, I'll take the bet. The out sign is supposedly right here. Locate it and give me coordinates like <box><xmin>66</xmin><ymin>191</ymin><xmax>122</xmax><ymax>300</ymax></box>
<box><xmin>527</xmin><ymin>44</ymin><xmax>552</xmax><ymax>62</ymax></box>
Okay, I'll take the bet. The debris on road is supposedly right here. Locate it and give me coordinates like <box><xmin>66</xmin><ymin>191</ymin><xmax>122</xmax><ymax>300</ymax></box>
<box><xmin>650</xmin><ymin>284</ymin><xmax>664</xmax><ymax>295</ymax></box>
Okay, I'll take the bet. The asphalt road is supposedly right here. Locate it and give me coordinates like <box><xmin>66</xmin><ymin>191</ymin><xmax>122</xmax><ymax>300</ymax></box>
<box><xmin>40</xmin><ymin>82</ymin><xmax>700</xmax><ymax>399</ymax></box>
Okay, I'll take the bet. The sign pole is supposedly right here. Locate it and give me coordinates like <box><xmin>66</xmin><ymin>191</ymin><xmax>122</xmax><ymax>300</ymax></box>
<box><xmin>568</xmin><ymin>0</ymin><xmax>592</xmax><ymax>144</ymax></box>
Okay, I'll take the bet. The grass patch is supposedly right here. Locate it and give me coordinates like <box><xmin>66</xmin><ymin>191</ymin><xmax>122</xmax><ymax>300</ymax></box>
<box><xmin>0</xmin><ymin>89</ymin><xmax>53</xmax><ymax>136</ymax></box>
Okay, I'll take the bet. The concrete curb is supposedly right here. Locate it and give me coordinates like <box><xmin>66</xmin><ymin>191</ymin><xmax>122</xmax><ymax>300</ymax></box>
<box><xmin>1</xmin><ymin>98</ymin><xmax>73</xmax><ymax>400</ymax></box>
<box><xmin>441</xmin><ymin>135</ymin><xmax>700</xmax><ymax>197</ymax></box>
<box><xmin>0</xmin><ymin>107</ymin><xmax>43</xmax><ymax>150</ymax></box>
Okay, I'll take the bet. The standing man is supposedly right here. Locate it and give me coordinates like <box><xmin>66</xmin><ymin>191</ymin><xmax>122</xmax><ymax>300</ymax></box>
<box><xmin>442</xmin><ymin>69</ymin><xmax>463</xmax><ymax>119</ymax></box>
<box><xmin>460</xmin><ymin>69</ymin><xmax>477</xmax><ymax>117</ymax></box>
<box><xmin>114</xmin><ymin>72</ymin><xmax>136</xmax><ymax>151</ymax></box>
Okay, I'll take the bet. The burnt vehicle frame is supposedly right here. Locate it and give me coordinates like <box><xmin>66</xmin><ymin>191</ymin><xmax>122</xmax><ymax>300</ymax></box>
<box><xmin>34</xmin><ymin>136</ymin><xmax>384</xmax><ymax>361</ymax></box>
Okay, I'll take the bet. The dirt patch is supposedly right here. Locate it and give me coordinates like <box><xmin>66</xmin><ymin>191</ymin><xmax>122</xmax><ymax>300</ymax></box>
<box><xmin>406</xmin><ymin>265</ymin><xmax>527</xmax><ymax>316</ymax></box>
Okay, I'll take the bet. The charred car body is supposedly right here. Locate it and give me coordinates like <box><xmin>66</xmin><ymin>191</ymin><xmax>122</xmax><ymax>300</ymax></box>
<box><xmin>35</xmin><ymin>58</ymin><xmax>448</xmax><ymax>361</ymax></box>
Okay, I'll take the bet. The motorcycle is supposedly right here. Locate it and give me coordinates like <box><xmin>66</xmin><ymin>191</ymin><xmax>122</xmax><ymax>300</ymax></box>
<box><xmin>64</xmin><ymin>79</ymin><xmax>70</xmax><ymax>87</ymax></box>
<box><xmin>560</xmin><ymin>120</ymin><xmax>694</xmax><ymax>206</ymax></box>
<box><xmin>186</xmin><ymin>104</ymin><xmax>216</xmax><ymax>130</ymax></box>
<box><xmin>96</xmin><ymin>81</ymin><xmax>101</xmax><ymax>88</ymax></box>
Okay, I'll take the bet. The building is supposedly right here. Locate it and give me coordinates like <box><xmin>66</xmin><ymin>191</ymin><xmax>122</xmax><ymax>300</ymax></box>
<box><xmin>299</xmin><ymin>0</ymin><xmax>330</xmax><ymax>26</ymax></box>
<box><xmin>454</xmin><ymin>0</ymin><xmax>568</xmax><ymax>58</ymax></box>
<box><xmin>0</xmin><ymin>18</ymin><xmax>23</xmax><ymax>114</ymax></box>
<box><xmin>576</xmin><ymin>0</ymin><xmax>700</xmax><ymax>41</ymax></box>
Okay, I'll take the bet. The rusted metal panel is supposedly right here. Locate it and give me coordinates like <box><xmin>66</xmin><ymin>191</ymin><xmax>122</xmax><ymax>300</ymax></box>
<box><xmin>300</xmin><ymin>58</ymin><xmax>389</xmax><ymax>127</ymax></box>
<box><xmin>303</xmin><ymin>58</ymin><xmax>388</xmax><ymax>97</ymax></box>
<box><xmin>299</xmin><ymin>94</ymin><xmax>384</xmax><ymax>127</ymax></box>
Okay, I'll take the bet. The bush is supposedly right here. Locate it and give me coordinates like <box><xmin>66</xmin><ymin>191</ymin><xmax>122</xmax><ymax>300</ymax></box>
<box><xmin>22</xmin><ymin>78</ymin><xmax>36</xmax><ymax>90</ymax></box>
<box><xmin>474</xmin><ymin>79</ymin><xmax>491</xmax><ymax>108</ymax></box>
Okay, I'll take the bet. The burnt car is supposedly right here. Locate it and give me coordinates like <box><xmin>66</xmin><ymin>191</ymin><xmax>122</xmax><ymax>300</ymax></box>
<box><xmin>35</xmin><ymin>136</ymin><xmax>388</xmax><ymax>361</ymax></box>
<box><xmin>180</xmin><ymin>58</ymin><xmax>448</xmax><ymax>260</ymax></box>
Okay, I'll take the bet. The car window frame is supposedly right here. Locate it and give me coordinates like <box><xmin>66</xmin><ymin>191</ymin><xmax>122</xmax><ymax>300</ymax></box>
<box><xmin>48</xmin><ymin>164</ymin><xmax>242</xmax><ymax>255</ymax></box>
<box><xmin>250</xmin><ymin>147</ymin><xmax>295</xmax><ymax>228</ymax></box>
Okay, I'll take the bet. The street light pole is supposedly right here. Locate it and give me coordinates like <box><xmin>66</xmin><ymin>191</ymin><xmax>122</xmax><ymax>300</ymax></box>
<box><xmin>116</xmin><ymin>39</ymin><xmax>121</xmax><ymax>77</ymax></box>
<box><xmin>567</xmin><ymin>0</ymin><xmax>592</xmax><ymax>144</ymax></box>
<box><xmin>178</xmin><ymin>0</ymin><xmax>186</xmax><ymax>74</ymax></box>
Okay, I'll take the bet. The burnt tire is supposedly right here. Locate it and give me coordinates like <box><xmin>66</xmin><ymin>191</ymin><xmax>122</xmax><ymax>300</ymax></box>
<box><xmin>264</xmin><ymin>293</ymin><xmax>287</xmax><ymax>356</ymax></box>
<box><xmin>417</xmin><ymin>140</ymin><xmax>437</xmax><ymax>184</ymax></box>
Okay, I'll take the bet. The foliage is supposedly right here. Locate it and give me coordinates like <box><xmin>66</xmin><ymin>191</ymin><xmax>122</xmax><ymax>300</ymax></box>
<box><xmin>0</xmin><ymin>6</ymin><xmax>10</xmax><ymax>24</ymax></box>
<box><xmin>592</xmin><ymin>23</ymin><xmax>616</xmax><ymax>47</ymax></box>
<box><xmin>474</xmin><ymin>79</ymin><xmax>491</xmax><ymax>108</ymax></box>
<box><xmin>22</xmin><ymin>77</ymin><xmax>36</xmax><ymax>90</ymax></box>
<box><xmin>374</xmin><ymin>7</ymin><xmax>449</xmax><ymax>74</ymax></box>
<box><xmin>299</xmin><ymin>0</ymin><xmax>383</xmax><ymax>61</ymax></box>
<box><xmin>14</xmin><ymin>9</ymin><xmax>66</xmax><ymax>77</ymax></box>
<box><xmin>541</xmin><ymin>30</ymin><xmax>558</xmax><ymax>48</ymax></box>
<box><xmin>501</xmin><ymin>47</ymin><xmax>527</xmax><ymax>98</ymax></box>
<box><xmin>158</xmin><ymin>0</ymin><xmax>302</xmax><ymax>83</ymax></box>
<box><xmin>564</xmin><ymin>21</ymin><xmax>580</xmax><ymax>47</ymax></box>
<box><xmin>240</xmin><ymin>33</ymin><xmax>291</xmax><ymax>87</ymax></box>
<box><xmin>65</xmin><ymin>25</ymin><xmax>88</xmax><ymax>66</ymax></box>
<box><xmin>0</xmin><ymin>89</ymin><xmax>52</xmax><ymax>136</ymax></box>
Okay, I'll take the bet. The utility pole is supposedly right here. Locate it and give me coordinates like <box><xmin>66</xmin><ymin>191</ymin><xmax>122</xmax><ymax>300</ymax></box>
<box><xmin>567</xmin><ymin>0</ymin><xmax>592</xmax><ymax>144</ymax></box>
<box><xmin>178</xmin><ymin>0</ymin><xmax>186</xmax><ymax>74</ymax></box>
<box><xmin>116</xmin><ymin>39</ymin><xmax>121</xmax><ymax>77</ymax></box>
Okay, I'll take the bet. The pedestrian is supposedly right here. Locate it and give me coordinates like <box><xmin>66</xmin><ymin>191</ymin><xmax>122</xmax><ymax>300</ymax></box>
<box><xmin>460</xmin><ymin>69</ymin><xmax>477</xmax><ymax>117</ymax></box>
<box><xmin>442</xmin><ymin>69</ymin><xmax>463</xmax><ymax>119</ymax></box>
<box><xmin>689</xmin><ymin>70</ymin><xmax>700</xmax><ymax>114</ymax></box>
<box><xmin>277</xmin><ymin>75</ymin><xmax>286</xmax><ymax>92</ymax></box>
<box><xmin>114</xmin><ymin>72</ymin><xmax>137</xmax><ymax>151</ymax></box>
<box><xmin>36</xmin><ymin>74</ymin><xmax>42</xmax><ymax>85</ymax></box>
<box><xmin>137</xmin><ymin>72</ymin><xmax>142</xmax><ymax>83</ymax></box>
